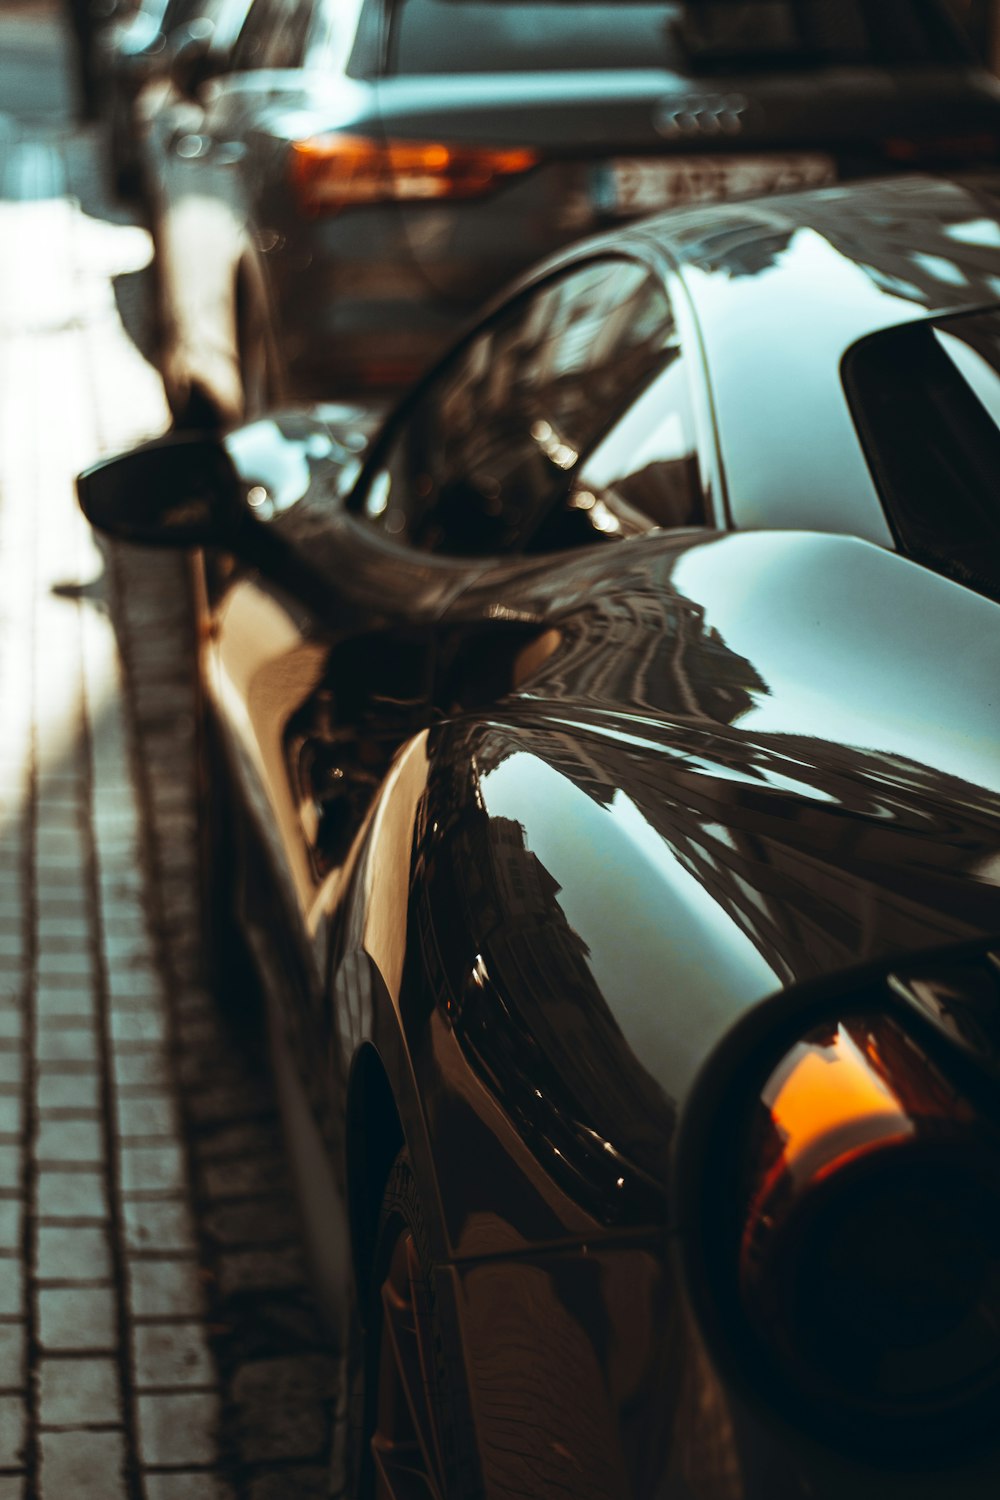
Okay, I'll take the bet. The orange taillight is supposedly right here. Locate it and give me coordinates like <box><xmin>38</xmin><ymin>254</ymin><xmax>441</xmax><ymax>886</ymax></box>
<box><xmin>730</xmin><ymin>1013</ymin><xmax>1000</xmax><ymax>1439</ymax></box>
<box><xmin>741</xmin><ymin>1016</ymin><xmax>955</xmax><ymax>1282</ymax></box>
<box><xmin>290</xmin><ymin>133</ymin><xmax>540</xmax><ymax>215</ymax></box>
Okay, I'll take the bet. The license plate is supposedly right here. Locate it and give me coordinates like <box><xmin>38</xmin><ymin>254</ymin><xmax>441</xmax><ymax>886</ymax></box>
<box><xmin>591</xmin><ymin>152</ymin><xmax>837</xmax><ymax>215</ymax></box>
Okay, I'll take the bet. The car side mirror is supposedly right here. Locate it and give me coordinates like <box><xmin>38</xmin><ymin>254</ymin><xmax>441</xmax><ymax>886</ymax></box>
<box><xmin>169</xmin><ymin>20</ymin><xmax>218</xmax><ymax>101</ymax></box>
<box><xmin>77</xmin><ymin>434</ymin><xmax>249</xmax><ymax>550</ymax></box>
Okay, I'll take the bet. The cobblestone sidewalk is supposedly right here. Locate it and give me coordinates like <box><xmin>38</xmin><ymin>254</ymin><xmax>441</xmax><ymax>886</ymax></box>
<box><xmin>0</xmin><ymin>11</ymin><xmax>334</xmax><ymax>1498</ymax></box>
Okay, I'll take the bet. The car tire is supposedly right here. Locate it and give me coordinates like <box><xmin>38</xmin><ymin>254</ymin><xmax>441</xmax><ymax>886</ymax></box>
<box><xmin>365</xmin><ymin>1151</ymin><xmax>479</xmax><ymax>1500</ymax></box>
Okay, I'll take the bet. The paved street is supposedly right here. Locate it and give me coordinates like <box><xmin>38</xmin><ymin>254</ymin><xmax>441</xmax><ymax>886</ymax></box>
<box><xmin>0</xmin><ymin>6</ymin><xmax>333</xmax><ymax>1497</ymax></box>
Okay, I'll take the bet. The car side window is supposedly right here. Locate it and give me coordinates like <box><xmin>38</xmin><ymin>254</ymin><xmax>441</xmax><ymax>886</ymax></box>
<box><xmin>357</xmin><ymin>259</ymin><xmax>691</xmax><ymax>556</ymax></box>
<box><xmin>231</xmin><ymin>0</ymin><xmax>313</xmax><ymax>70</ymax></box>
<box><xmin>565</xmin><ymin>348</ymin><xmax>703</xmax><ymax>540</ymax></box>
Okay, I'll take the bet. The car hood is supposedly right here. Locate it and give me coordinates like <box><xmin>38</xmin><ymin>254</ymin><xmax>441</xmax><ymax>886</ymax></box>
<box><xmin>423</xmin><ymin>530</ymin><xmax>1000</xmax><ymax>1197</ymax></box>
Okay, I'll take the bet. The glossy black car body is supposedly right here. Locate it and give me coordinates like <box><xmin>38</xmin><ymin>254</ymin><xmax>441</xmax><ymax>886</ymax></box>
<box><xmin>80</xmin><ymin>172</ymin><xmax>1000</xmax><ymax>1497</ymax></box>
<box><xmin>142</xmin><ymin>0</ymin><xmax>1000</xmax><ymax>424</ymax></box>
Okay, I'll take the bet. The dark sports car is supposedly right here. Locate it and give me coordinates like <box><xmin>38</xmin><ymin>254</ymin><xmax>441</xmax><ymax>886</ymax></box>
<box><xmin>80</xmin><ymin>171</ymin><xmax>1000</xmax><ymax>1498</ymax></box>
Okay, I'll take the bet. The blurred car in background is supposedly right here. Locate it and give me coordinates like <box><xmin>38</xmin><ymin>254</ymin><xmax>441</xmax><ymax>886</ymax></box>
<box><xmin>97</xmin><ymin>0</ymin><xmax>254</xmax><ymax>197</ymax></box>
<box><xmin>143</xmin><ymin>0</ymin><xmax>1000</xmax><ymax>425</ymax></box>
<box><xmin>97</xmin><ymin>0</ymin><xmax>194</xmax><ymax>193</ymax></box>
<box><xmin>78</xmin><ymin>168</ymin><xmax>1000</xmax><ymax>1500</ymax></box>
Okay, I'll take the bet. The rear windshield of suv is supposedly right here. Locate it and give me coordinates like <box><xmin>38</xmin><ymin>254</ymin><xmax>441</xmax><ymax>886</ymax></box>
<box><xmin>387</xmin><ymin>0</ymin><xmax>968</xmax><ymax>77</ymax></box>
<box><xmin>843</xmin><ymin>310</ymin><xmax>1000</xmax><ymax>604</ymax></box>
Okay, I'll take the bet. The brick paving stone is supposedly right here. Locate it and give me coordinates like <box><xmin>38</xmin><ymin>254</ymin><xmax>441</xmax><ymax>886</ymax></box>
<box><xmin>0</xmin><ymin>1056</ymin><xmax>21</xmax><ymax>1088</ymax></box>
<box><xmin>31</xmin><ymin>931</ymin><xmax>91</xmax><ymax>957</ymax></box>
<box><xmin>37</xmin><ymin>1071</ymin><xmax>102</xmax><ymax>1112</ymax></box>
<box><xmin>40</xmin><ymin>1429</ymin><xmax>127</xmax><ymax>1500</ymax></box>
<box><xmin>0</xmin><ymin>1014</ymin><xmax>21</xmax><ymax>1046</ymax></box>
<box><xmin>0</xmin><ymin>1260</ymin><xmax>23</xmax><ymax>1318</ymax></box>
<box><xmin>0</xmin><ymin>1151</ymin><xmax>20</xmax><ymax>1192</ymax></box>
<box><xmin>35</xmin><ymin>969</ymin><xmax>96</xmax><ymax>994</ymax></box>
<box><xmin>35</xmin><ymin>1224</ymin><xmax>111</xmax><ymax>1282</ymax></box>
<box><xmin>0</xmin><ymin>1324</ymin><xmax>25</xmax><ymax>1388</ymax></box>
<box><xmin>143</xmin><ymin>1474</ymin><xmax>236</xmax><ymax>1500</ymax></box>
<box><xmin>39</xmin><ymin>1355</ymin><xmax>122</xmax><ymax>1426</ymax></box>
<box><xmin>34</xmin><ymin>1024</ymin><xmax>100</xmax><ymax>1065</ymax></box>
<box><xmin>103</xmin><ymin>932</ymin><xmax>152</xmax><ymax>964</ymax></box>
<box><xmin>121</xmin><ymin>1143</ymin><xmax>187</xmax><ymax>1196</ymax></box>
<box><xmin>0</xmin><ymin>1394</ymin><xmax>26</xmax><ymax>1467</ymax></box>
<box><xmin>111</xmin><ymin>1009</ymin><xmax>170</xmax><ymax>1046</ymax></box>
<box><xmin>233</xmin><ymin>1357</ymin><xmax>338</xmax><ymax>1464</ymax></box>
<box><xmin>218</xmin><ymin>1247</ymin><xmax>306</xmax><ymax>1300</ymax></box>
<box><xmin>122</xmin><ymin>1199</ymin><xmax>197</xmax><ymax>1256</ymax></box>
<box><xmin>37</xmin><ymin>1286</ymin><xmax>117</xmax><ymax>1352</ymax></box>
<box><xmin>196</xmin><ymin>1122</ymin><xmax>277</xmax><ymax>1163</ymax></box>
<box><xmin>102</xmin><ymin>901</ymin><xmax>152</xmax><ymax>931</ymax></box>
<box><xmin>35</xmin><ymin>951</ymin><xmax>94</xmax><ymax>980</ymax></box>
<box><xmin>117</xmin><ymin>1094</ymin><xmax>178</xmax><ymax>1139</ymax></box>
<box><xmin>36</xmin><ymin>1169</ymin><xmax>108</xmax><ymax>1220</ymax></box>
<box><xmin>36</xmin><ymin>1115</ymin><xmax>103</xmax><ymax>1164</ymax></box>
<box><xmin>114</xmin><ymin>1052</ymin><xmax>174</xmax><ymax>1092</ymax></box>
<box><xmin>0</xmin><ymin>1201</ymin><xmax>21</xmax><ymax>1253</ymax></box>
<box><xmin>0</xmin><ymin>1475</ymin><xmax>24</xmax><ymax>1500</ymax></box>
<box><xmin>200</xmin><ymin>1157</ymin><xmax>290</xmax><ymax>1203</ymax></box>
<box><xmin>35</xmin><ymin>986</ymin><xmax>98</xmax><ymax>1019</ymax></box>
<box><xmin>0</xmin><ymin>1097</ymin><xmax>21</xmax><ymax>1138</ymax></box>
<box><xmin>128</xmin><ymin>1257</ymin><xmax>206</xmax><ymax>1319</ymax></box>
<box><xmin>132</xmin><ymin>1322</ymin><xmax>214</xmax><ymax>1389</ymax></box>
<box><xmin>108</xmin><ymin>969</ymin><xmax>166</xmax><ymax>1003</ymax></box>
<box><xmin>137</xmin><ymin>1391</ymin><xmax>220</xmax><ymax>1466</ymax></box>
<box><xmin>202</xmin><ymin>1197</ymin><xmax>299</xmax><ymax>1250</ymax></box>
<box><xmin>37</xmin><ymin>915</ymin><xmax>91</xmax><ymax>940</ymax></box>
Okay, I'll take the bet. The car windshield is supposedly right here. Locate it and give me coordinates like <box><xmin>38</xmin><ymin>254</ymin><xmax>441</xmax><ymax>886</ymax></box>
<box><xmin>844</xmin><ymin>309</ymin><xmax>1000</xmax><ymax>603</ymax></box>
<box><xmin>387</xmin><ymin>0</ymin><xmax>967</xmax><ymax>76</ymax></box>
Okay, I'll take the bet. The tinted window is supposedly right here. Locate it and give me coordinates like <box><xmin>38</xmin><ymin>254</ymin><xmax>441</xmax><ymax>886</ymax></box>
<box><xmin>844</xmin><ymin>310</ymin><xmax>1000</xmax><ymax>603</ymax></box>
<box><xmin>387</xmin><ymin>0</ymin><xmax>964</xmax><ymax>76</ymax></box>
<box><xmin>677</xmin><ymin>0</ymin><xmax>966</xmax><ymax>70</ymax></box>
<box><xmin>389</xmin><ymin>0</ymin><xmax>685</xmax><ymax>74</ymax></box>
<box><xmin>358</xmin><ymin>260</ymin><xmax>687</xmax><ymax>555</ymax></box>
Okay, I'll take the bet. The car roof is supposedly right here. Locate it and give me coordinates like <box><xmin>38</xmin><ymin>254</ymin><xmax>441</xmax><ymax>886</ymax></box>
<box><xmin>632</xmin><ymin>172</ymin><xmax>1000</xmax><ymax>543</ymax></box>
